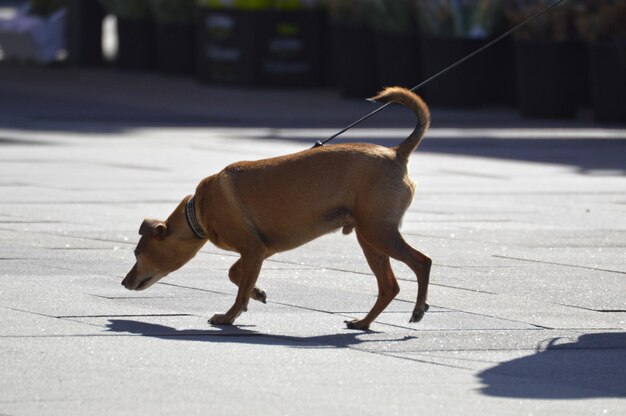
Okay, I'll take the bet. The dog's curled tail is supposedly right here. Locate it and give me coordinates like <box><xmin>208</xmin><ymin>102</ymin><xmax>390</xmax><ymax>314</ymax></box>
<box><xmin>371</xmin><ymin>87</ymin><xmax>430</xmax><ymax>163</ymax></box>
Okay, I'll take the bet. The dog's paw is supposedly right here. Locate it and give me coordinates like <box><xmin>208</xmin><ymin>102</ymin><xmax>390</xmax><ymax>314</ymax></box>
<box><xmin>344</xmin><ymin>319</ymin><xmax>370</xmax><ymax>331</ymax></box>
<box><xmin>409</xmin><ymin>303</ymin><xmax>429</xmax><ymax>323</ymax></box>
<box><xmin>252</xmin><ymin>288</ymin><xmax>267</xmax><ymax>304</ymax></box>
<box><xmin>208</xmin><ymin>314</ymin><xmax>234</xmax><ymax>326</ymax></box>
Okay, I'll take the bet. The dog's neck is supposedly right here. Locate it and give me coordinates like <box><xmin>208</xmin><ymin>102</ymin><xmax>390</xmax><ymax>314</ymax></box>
<box><xmin>184</xmin><ymin>195</ymin><xmax>208</xmax><ymax>240</ymax></box>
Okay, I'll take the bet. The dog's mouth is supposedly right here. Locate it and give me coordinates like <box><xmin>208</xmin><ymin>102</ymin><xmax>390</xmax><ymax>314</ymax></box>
<box><xmin>136</xmin><ymin>276</ymin><xmax>153</xmax><ymax>290</ymax></box>
<box><xmin>122</xmin><ymin>263</ymin><xmax>166</xmax><ymax>291</ymax></box>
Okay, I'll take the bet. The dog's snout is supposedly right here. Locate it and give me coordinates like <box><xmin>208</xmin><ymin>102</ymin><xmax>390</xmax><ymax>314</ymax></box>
<box><xmin>122</xmin><ymin>263</ymin><xmax>138</xmax><ymax>289</ymax></box>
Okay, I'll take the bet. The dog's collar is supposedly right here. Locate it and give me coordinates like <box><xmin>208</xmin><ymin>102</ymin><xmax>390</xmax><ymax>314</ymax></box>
<box><xmin>185</xmin><ymin>195</ymin><xmax>208</xmax><ymax>240</ymax></box>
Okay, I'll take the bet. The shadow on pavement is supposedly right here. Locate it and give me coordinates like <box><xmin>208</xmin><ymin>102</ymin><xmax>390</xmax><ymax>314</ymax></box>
<box><xmin>478</xmin><ymin>332</ymin><xmax>626</xmax><ymax>399</ymax></box>
<box><xmin>1</xmin><ymin>61</ymin><xmax>624</xmax><ymax>174</ymax></box>
<box><xmin>105</xmin><ymin>319</ymin><xmax>416</xmax><ymax>349</ymax></box>
<box><xmin>418</xmin><ymin>138</ymin><xmax>626</xmax><ymax>175</ymax></box>
<box><xmin>274</xmin><ymin>136</ymin><xmax>626</xmax><ymax>175</ymax></box>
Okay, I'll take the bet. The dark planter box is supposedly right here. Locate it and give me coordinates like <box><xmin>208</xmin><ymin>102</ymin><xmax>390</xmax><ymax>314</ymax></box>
<box><xmin>331</xmin><ymin>24</ymin><xmax>378</xmax><ymax>98</ymax></box>
<box><xmin>196</xmin><ymin>8</ymin><xmax>324</xmax><ymax>87</ymax></box>
<box><xmin>375</xmin><ymin>31</ymin><xmax>420</xmax><ymax>89</ymax></box>
<box><xmin>588</xmin><ymin>42</ymin><xmax>626</xmax><ymax>122</ymax></box>
<box><xmin>259</xmin><ymin>10</ymin><xmax>325</xmax><ymax>87</ymax></box>
<box><xmin>66</xmin><ymin>0</ymin><xmax>106</xmax><ymax>67</ymax></box>
<box><xmin>515</xmin><ymin>40</ymin><xmax>588</xmax><ymax>119</ymax></box>
<box><xmin>196</xmin><ymin>8</ymin><xmax>263</xmax><ymax>85</ymax></box>
<box><xmin>420</xmin><ymin>36</ymin><xmax>514</xmax><ymax>107</ymax></box>
<box><xmin>116</xmin><ymin>17</ymin><xmax>157</xmax><ymax>70</ymax></box>
<box><xmin>155</xmin><ymin>22</ymin><xmax>195</xmax><ymax>75</ymax></box>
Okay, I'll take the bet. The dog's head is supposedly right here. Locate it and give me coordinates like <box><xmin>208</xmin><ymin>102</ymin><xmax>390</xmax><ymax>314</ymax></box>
<box><xmin>122</xmin><ymin>197</ymin><xmax>205</xmax><ymax>290</ymax></box>
<box><xmin>122</xmin><ymin>219</ymin><xmax>174</xmax><ymax>290</ymax></box>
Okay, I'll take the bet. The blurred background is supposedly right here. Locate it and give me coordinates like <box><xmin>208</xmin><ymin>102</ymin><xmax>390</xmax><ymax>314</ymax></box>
<box><xmin>0</xmin><ymin>0</ymin><xmax>624</xmax><ymax>122</ymax></box>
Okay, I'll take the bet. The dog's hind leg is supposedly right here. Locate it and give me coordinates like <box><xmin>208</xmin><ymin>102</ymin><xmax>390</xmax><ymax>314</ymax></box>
<box><xmin>346</xmin><ymin>231</ymin><xmax>400</xmax><ymax>330</ymax></box>
<box><xmin>357</xmin><ymin>223</ymin><xmax>431</xmax><ymax>324</ymax></box>
<box><xmin>228</xmin><ymin>258</ymin><xmax>267</xmax><ymax>305</ymax></box>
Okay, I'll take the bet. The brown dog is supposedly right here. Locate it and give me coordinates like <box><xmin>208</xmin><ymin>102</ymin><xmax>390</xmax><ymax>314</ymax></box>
<box><xmin>122</xmin><ymin>87</ymin><xmax>431</xmax><ymax>330</ymax></box>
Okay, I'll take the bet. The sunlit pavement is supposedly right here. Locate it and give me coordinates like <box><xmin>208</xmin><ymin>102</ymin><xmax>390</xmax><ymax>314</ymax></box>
<box><xmin>1</xmin><ymin>66</ymin><xmax>625</xmax><ymax>415</ymax></box>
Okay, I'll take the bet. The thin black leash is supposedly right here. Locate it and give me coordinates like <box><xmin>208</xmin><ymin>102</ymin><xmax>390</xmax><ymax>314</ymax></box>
<box><xmin>313</xmin><ymin>0</ymin><xmax>568</xmax><ymax>148</ymax></box>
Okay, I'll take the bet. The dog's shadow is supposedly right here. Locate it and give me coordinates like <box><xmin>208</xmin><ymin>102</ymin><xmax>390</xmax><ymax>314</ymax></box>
<box><xmin>105</xmin><ymin>319</ymin><xmax>416</xmax><ymax>349</ymax></box>
<box><xmin>478</xmin><ymin>332</ymin><xmax>626</xmax><ymax>399</ymax></box>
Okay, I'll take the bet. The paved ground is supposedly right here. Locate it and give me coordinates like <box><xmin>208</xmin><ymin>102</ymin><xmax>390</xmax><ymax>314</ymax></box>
<box><xmin>1</xmin><ymin>65</ymin><xmax>625</xmax><ymax>415</ymax></box>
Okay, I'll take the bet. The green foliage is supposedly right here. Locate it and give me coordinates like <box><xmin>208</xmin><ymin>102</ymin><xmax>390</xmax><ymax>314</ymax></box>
<box><xmin>196</xmin><ymin>0</ymin><xmax>272</xmax><ymax>9</ymax></box>
<box><xmin>151</xmin><ymin>0</ymin><xmax>195</xmax><ymax>22</ymax></box>
<box><xmin>196</xmin><ymin>0</ymin><xmax>320</xmax><ymax>9</ymax></box>
<box><xmin>577</xmin><ymin>0</ymin><xmax>626</xmax><ymax>43</ymax></box>
<box><xmin>415</xmin><ymin>0</ymin><xmax>501</xmax><ymax>38</ymax></box>
<box><xmin>29</xmin><ymin>0</ymin><xmax>67</xmax><ymax>16</ymax></box>
<box><xmin>504</xmin><ymin>0</ymin><xmax>585</xmax><ymax>42</ymax></box>
<box><xmin>274</xmin><ymin>0</ymin><xmax>314</xmax><ymax>9</ymax></box>
<box><xmin>101</xmin><ymin>0</ymin><xmax>152</xmax><ymax>19</ymax></box>
<box><xmin>370</xmin><ymin>0</ymin><xmax>418</xmax><ymax>33</ymax></box>
<box><xmin>326</xmin><ymin>0</ymin><xmax>377</xmax><ymax>26</ymax></box>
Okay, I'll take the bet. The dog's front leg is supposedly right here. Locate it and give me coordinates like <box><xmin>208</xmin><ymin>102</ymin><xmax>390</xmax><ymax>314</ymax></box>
<box><xmin>209</xmin><ymin>246</ymin><xmax>266</xmax><ymax>325</ymax></box>
<box><xmin>229</xmin><ymin>258</ymin><xmax>267</xmax><ymax>306</ymax></box>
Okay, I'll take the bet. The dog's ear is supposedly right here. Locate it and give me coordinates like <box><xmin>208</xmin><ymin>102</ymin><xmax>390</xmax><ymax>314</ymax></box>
<box><xmin>139</xmin><ymin>219</ymin><xmax>168</xmax><ymax>241</ymax></box>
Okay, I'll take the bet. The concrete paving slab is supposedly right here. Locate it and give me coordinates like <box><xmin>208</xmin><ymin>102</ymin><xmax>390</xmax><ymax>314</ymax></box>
<box><xmin>0</xmin><ymin>307</ymin><xmax>101</xmax><ymax>336</ymax></box>
<box><xmin>1</xmin><ymin>327</ymin><xmax>623</xmax><ymax>416</ymax></box>
<box><xmin>1</xmin><ymin>66</ymin><xmax>625</xmax><ymax>415</ymax></box>
<box><xmin>430</xmin><ymin>286</ymin><xmax>625</xmax><ymax>330</ymax></box>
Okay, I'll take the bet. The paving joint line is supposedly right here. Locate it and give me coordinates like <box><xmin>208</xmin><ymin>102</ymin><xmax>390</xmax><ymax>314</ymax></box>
<box><xmin>20</xmin><ymin>230</ymin><xmax>504</xmax><ymax>297</ymax></box>
<box><xmin>55</xmin><ymin>313</ymin><xmax>194</xmax><ymax>319</ymax></box>
<box><xmin>493</xmin><ymin>254</ymin><xmax>626</xmax><ymax>275</ymax></box>
<box><xmin>546</xmin><ymin>300</ymin><xmax>626</xmax><ymax>314</ymax></box>
<box><xmin>6</xmin><ymin>230</ymin><xmax>622</xmax><ymax>330</ymax></box>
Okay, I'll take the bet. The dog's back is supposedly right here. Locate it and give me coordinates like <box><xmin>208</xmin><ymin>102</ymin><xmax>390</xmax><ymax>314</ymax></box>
<box><xmin>212</xmin><ymin>87</ymin><xmax>430</xmax><ymax>253</ymax></box>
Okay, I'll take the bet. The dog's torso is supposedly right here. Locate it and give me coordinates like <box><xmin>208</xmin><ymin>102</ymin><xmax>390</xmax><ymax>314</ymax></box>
<box><xmin>196</xmin><ymin>143</ymin><xmax>415</xmax><ymax>254</ymax></box>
